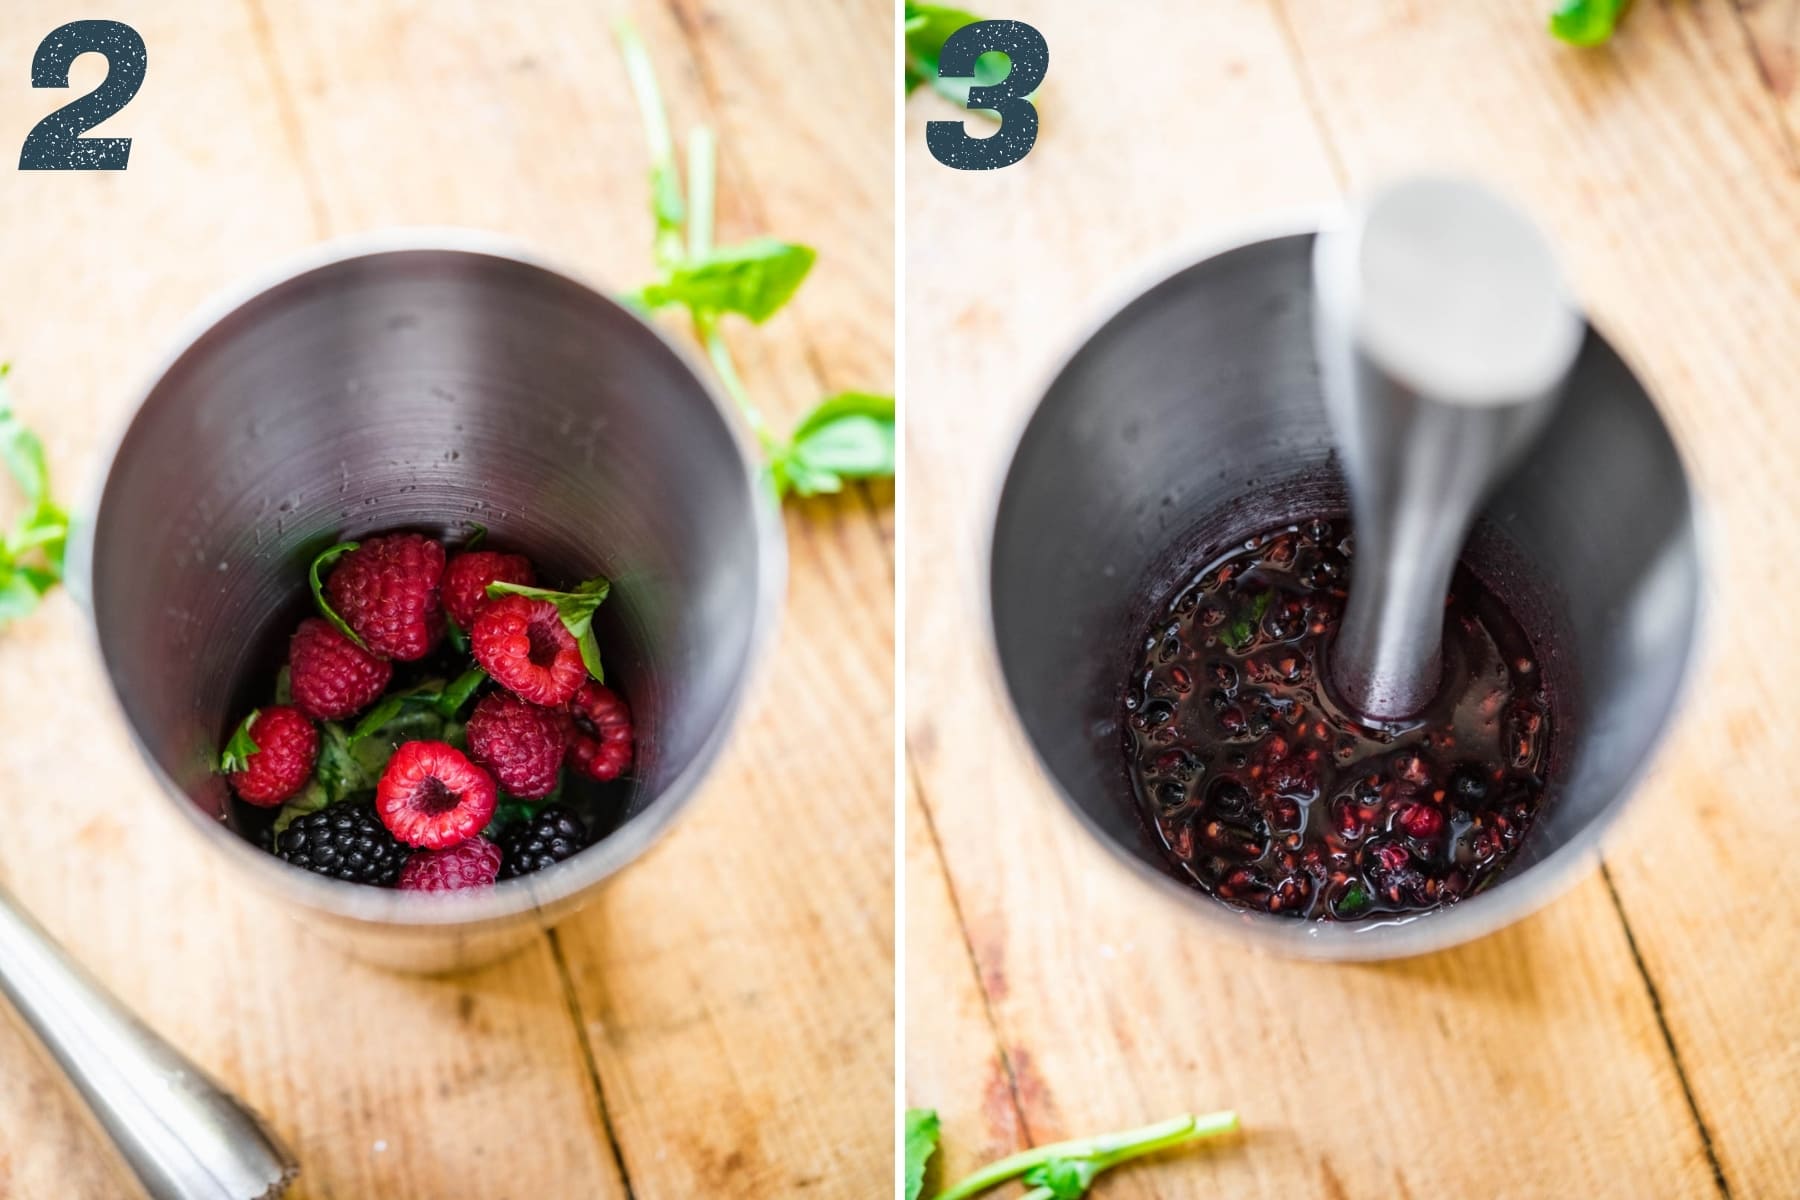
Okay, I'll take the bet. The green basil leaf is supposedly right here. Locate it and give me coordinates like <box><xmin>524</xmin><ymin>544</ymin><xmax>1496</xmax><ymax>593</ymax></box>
<box><xmin>447</xmin><ymin>614</ymin><xmax>470</xmax><ymax>655</ymax></box>
<box><xmin>462</xmin><ymin>524</ymin><xmax>487</xmax><ymax>551</ymax></box>
<box><xmin>1550</xmin><ymin>0</ymin><xmax>1629</xmax><ymax>45</ymax></box>
<box><xmin>348</xmin><ymin>694</ymin><xmax>410</xmax><ymax>745</ymax></box>
<box><xmin>1021</xmin><ymin>1158</ymin><xmax>1099</xmax><ymax>1200</ymax></box>
<box><xmin>316</xmin><ymin>721</ymin><xmax>372</xmax><ymax>799</ymax></box>
<box><xmin>4</xmin><ymin>499</ymin><xmax>68</xmax><ymax>565</ymax></box>
<box><xmin>576</xmin><ymin>628</ymin><xmax>605</xmax><ymax>685</ymax></box>
<box><xmin>274</xmin><ymin>666</ymin><xmax>293</xmax><ymax>706</ymax></box>
<box><xmin>0</xmin><ymin>401</ymin><xmax>51</xmax><ymax>503</ymax></box>
<box><xmin>436</xmin><ymin>666</ymin><xmax>487</xmax><ymax>719</ymax></box>
<box><xmin>903</xmin><ymin>1109</ymin><xmax>939</xmax><ymax>1200</ymax></box>
<box><xmin>220</xmin><ymin>710</ymin><xmax>262</xmax><ymax>774</ymax></box>
<box><xmin>641</xmin><ymin>238</ymin><xmax>816</xmax><ymax>323</ymax></box>
<box><xmin>790</xmin><ymin>403</ymin><xmax>895</xmax><ymax>477</ymax></box>
<box><xmin>1223</xmin><ymin>591</ymin><xmax>1273</xmax><ymax>651</ymax></box>
<box><xmin>307</xmin><ymin>541</ymin><xmax>368</xmax><ymax>650</ymax></box>
<box><xmin>903</xmin><ymin>3</ymin><xmax>1015</xmax><ymax>117</ymax></box>
<box><xmin>771</xmin><ymin>451</ymin><xmax>846</xmax><ymax>498</ymax></box>
<box><xmin>791</xmin><ymin>391</ymin><xmax>894</xmax><ymax>441</ymax></box>
<box><xmin>489</xmin><ymin>578</ymin><xmax>611</xmax><ymax>683</ymax></box>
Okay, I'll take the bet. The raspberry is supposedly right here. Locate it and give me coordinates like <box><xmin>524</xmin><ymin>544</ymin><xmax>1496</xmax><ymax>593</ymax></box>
<box><xmin>498</xmin><ymin>806</ymin><xmax>589</xmax><ymax>879</ymax></box>
<box><xmin>374</xmin><ymin>740</ymin><xmax>498</xmax><ymax>849</ymax></box>
<box><xmin>466</xmin><ymin>691</ymin><xmax>566</xmax><ymax>799</ymax></box>
<box><xmin>1396</xmin><ymin>802</ymin><xmax>1446</xmax><ymax>841</ymax></box>
<box><xmin>226</xmin><ymin>706</ymin><xmax>317</xmax><ymax>806</ymax></box>
<box><xmin>275</xmin><ymin>802</ymin><xmax>407</xmax><ymax>886</ymax></box>
<box><xmin>471</xmin><ymin>594</ymin><xmax>586</xmax><ymax>707</ymax></box>
<box><xmin>324</xmin><ymin>533</ymin><xmax>446</xmax><ymax>661</ymax></box>
<box><xmin>443</xmin><ymin>550</ymin><xmax>535</xmax><ymax>631</ymax></box>
<box><xmin>397</xmin><ymin>837</ymin><xmax>503</xmax><ymax>892</ymax></box>
<box><xmin>565</xmin><ymin>683</ymin><xmax>633</xmax><ymax>782</ymax></box>
<box><xmin>289</xmin><ymin>618</ymin><xmax>393</xmax><ymax>720</ymax></box>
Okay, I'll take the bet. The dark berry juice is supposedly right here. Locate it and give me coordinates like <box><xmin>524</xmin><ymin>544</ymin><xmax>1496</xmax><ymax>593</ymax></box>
<box><xmin>1123</xmin><ymin>518</ymin><xmax>1552</xmax><ymax>921</ymax></box>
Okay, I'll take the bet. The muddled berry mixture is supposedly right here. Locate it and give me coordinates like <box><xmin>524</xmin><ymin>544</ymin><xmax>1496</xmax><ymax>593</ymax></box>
<box><xmin>1124</xmin><ymin>518</ymin><xmax>1552</xmax><ymax>921</ymax></box>
<box><xmin>218</xmin><ymin>530</ymin><xmax>636</xmax><ymax>891</ymax></box>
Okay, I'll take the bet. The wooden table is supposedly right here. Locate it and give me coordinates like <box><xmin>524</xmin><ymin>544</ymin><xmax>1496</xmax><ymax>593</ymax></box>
<box><xmin>0</xmin><ymin>2</ymin><xmax>891</xmax><ymax>1197</ymax></box>
<box><xmin>907</xmin><ymin>2</ymin><xmax>1799</xmax><ymax>1196</ymax></box>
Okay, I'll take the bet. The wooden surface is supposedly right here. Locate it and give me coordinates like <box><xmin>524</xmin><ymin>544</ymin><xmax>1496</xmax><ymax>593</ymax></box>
<box><xmin>0</xmin><ymin>2</ymin><xmax>891</xmax><ymax>1197</ymax></box>
<box><xmin>906</xmin><ymin>2</ymin><xmax>1799</xmax><ymax>1196</ymax></box>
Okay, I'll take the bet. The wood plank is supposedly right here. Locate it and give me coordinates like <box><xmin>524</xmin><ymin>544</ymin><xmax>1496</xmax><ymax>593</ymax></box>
<box><xmin>250</xmin><ymin>0</ymin><xmax>896</xmax><ymax>1194</ymax></box>
<box><xmin>904</xmin><ymin>774</ymin><xmax>1024</xmax><ymax>1190</ymax></box>
<box><xmin>904</xmin><ymin>0</ymin><xmax>1723</xmax><ymax>1194</ymax></box>
<box><xmin>1737</xmin><ymin>0</ymin><xmax>1800</xmax><ymax>157</ymax></box>
<box><xmin>1281</xmin><ymin>1</ymin><xmax>1800</xmax><ymax>1193</ymax></box>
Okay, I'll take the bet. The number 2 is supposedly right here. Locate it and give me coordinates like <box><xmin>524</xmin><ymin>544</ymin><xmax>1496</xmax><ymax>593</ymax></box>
<box><xmin>19</xmin><ymin>20</ymin><xmax>147</xmax><ymax>171</ymax></box>
<box><xmin>925</xmin><ymin>20</ymin><xmax>1048</xmax><ymax>172</ymax></box>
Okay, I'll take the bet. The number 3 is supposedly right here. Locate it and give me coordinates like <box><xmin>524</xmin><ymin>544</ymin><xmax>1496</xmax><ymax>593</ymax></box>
<box><xmin>19</xmin><ymin>20</ymin><xmax>147</xmax><ymax>171</ymax></box>
<box><xmin>926</xmin><ymin>20</ymin><xmax>1048</xmax><ymax>171</ymax></box>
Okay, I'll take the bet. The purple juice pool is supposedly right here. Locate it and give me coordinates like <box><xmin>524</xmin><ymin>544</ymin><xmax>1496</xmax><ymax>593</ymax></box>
<box><xmin>1123</xmin><ymin>518</ymin><xmax>1553</xmax><ymax>921</ymax></box>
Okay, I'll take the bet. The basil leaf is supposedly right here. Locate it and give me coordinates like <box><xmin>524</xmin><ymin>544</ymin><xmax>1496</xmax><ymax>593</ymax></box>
<box><xmin>0</xmin><ymin>400</ymin><xmax>51</xmax><ymax>504</ymax></box>
<box><xmin>436</xmin><ymin>666</ymin><xmax>487</xmax><ymax>719</ymax></box>
<box><xmin>641</xmin><ymin>238</ymin><xmax>816</xmax><ymax>323</ymax></box>
<box><xmin>1223</xmin><ymin>591</ymin><xmax>1272</xmax><ymax>651</ymax></box>
<box><xmin>486</xmin><ymin>578</ymin><xmax>611</xmax><ymax>682</ymax></box>
<box><xmin>1021</xmin><ymin>1157</ymin><xmax>1099</xmax><ymax>1199</ymax></box>
<box><xmin>903</xmin><ymin>1109</ymin><xmax>939</xmax><ymax>1200</ymax></box>
<box><xmin>273</xmin><ymin>666</ymin><xmax>293</xmax><ymax>707</ymax></box>
<box><xmin>1550</xmin><ymin>0</ymin><xmax>1629</xmax><ymax>45</ymax></box>
<box><xmin>903</xmin><ymin>3</ymin><xmax>1015</xmax><ymax>116</ymax></box>
<box><xmin>462</xmin><ymin>523</ymin><xmax>487</xmax><ymax>551</ymax></box>
<box><xmin>307</xmin><ymin>541</ymin><xmax>368</xmax><ymax>650</ymax></box>
<box><xmin>773</xmin><ymin>393</ymin><xmax>897</xmax><ymax>498</ymax></box>
<box><xmin>220</xmin><ymin>710</ymin><xmax>262</xmax><ymax>774</ymax></box>
<box><xmin>316</xmin><ymin>721</ymin><xmax>371</xmax><ymax>799</ymax></box>
<box><xmin>348</xmin><ymin>694</ymin><xmax>409</xmax><ymax>745</ymax></box>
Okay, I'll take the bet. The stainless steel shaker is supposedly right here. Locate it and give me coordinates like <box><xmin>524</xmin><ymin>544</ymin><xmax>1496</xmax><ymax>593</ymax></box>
<box><xmin>988</xmin><ymin>216</ymin><xmax>1702</xmax><ymax>959</ymax></box>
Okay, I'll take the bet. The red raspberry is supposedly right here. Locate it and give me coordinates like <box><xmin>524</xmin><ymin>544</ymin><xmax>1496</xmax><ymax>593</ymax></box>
<box><xmin>375</xmin><ymin>741</ymin><xmax>497</xmax><ymax>849</ymax></box>
<box><xmin>443</xmin><ymin>550</ymin><xmax>535</xmax><ymax>631</ymax></box>
<box><xmin>566</xmin><ymin>683</ymin><xmax>633</xmax><ymax>782</ymax></box>
<box><xmin>1396</xmin><ymin>802</ymin><xmax>1446</xmax><ymax>841</ymax></box>
<box><xmin>466</xmin><ymin>691</ymin><xmax>566</xmax><ymax>799</ymax></box>
<box><xmin>288</xmin><ymin>618</ymin><xmax>393</xmax><ymax>720</ymax></box>
<box><xmin>324</xmin><ymin>533</ymin><xmax>446</xmax><ymax>661</ymax></box>
<box><xmin>226</xmin><ymin>706</ymin><xmax>317</xmax><ymax>807</ymax></box>
<box><xmin>471</xmin><ymin>594</ymin><xmax>586</xmax><ymax>707</ymax></box>
<box><xmin>396</xmin><ymin>837</ymin><xmax>503</xmax><ymax>892</ymax></box>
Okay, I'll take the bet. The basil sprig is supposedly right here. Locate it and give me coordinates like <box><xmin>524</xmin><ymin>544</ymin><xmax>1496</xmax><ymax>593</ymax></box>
<box><xmin>614</xmin><ymin>22</ymin><xmax>895</xmax><ymax>498</ymax></box>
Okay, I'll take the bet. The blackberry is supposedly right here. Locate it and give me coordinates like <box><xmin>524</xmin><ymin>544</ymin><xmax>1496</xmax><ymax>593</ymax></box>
<box><xmin>499</xmin><ymin>806</ymin><xmax>589</xmax><ymax>879</ymax></box>
<box><xmin>275</xmin><ymin>802</ymin><xmax>407</xmax><ymax>886</ymax></box>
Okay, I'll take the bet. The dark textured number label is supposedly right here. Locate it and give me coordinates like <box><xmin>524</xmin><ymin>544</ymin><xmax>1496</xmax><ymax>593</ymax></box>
<box><xmin>926</xmin><ymin>20</ymin><xmax>1047</xmax><ymax>171</ymax></box>
<box><xmin>19</xmin><ymin>20</ymin><xmax>146</xmax><ymax>170</ymax></box>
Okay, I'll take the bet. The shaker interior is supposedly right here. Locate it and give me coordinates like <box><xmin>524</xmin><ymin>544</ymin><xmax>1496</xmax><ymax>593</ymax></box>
<box><xmin>89</xmin><ymin>248</ymin><xmax>768</xmax><ymax>873</ymax></box>
<box><xmin>990</xmin><ymin>232</ymin><xmax>1701</xmax><ymax>943</ymax></box>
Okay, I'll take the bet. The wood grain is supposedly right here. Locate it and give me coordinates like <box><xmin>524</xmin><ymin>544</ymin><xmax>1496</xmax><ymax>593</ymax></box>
<box><xmin>0</xmin><ymin>1</ymin><xmax>892</xmax><ymax>1197</ymax></box>
<box><xmin>905</xmin><ymin>0</ymin><xmax>1794</xmax><ymax>1195</ymax></box>
<box><xmin>1738</xmin><ymin>0</ymin><xmax>1800</xmax><ymax>157</ymax></box>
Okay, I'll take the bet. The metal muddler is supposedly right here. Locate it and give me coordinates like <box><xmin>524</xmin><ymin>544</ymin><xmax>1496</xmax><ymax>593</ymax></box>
<box><xmin>0</xmin><ymin>882</ymin><xmax>296</xmax><ymax>1198</ymax></box>
<box><xmin>1312</xmin><ymin>176</ymin><xmax>1585</xmax><ymax>720</ymax></box>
